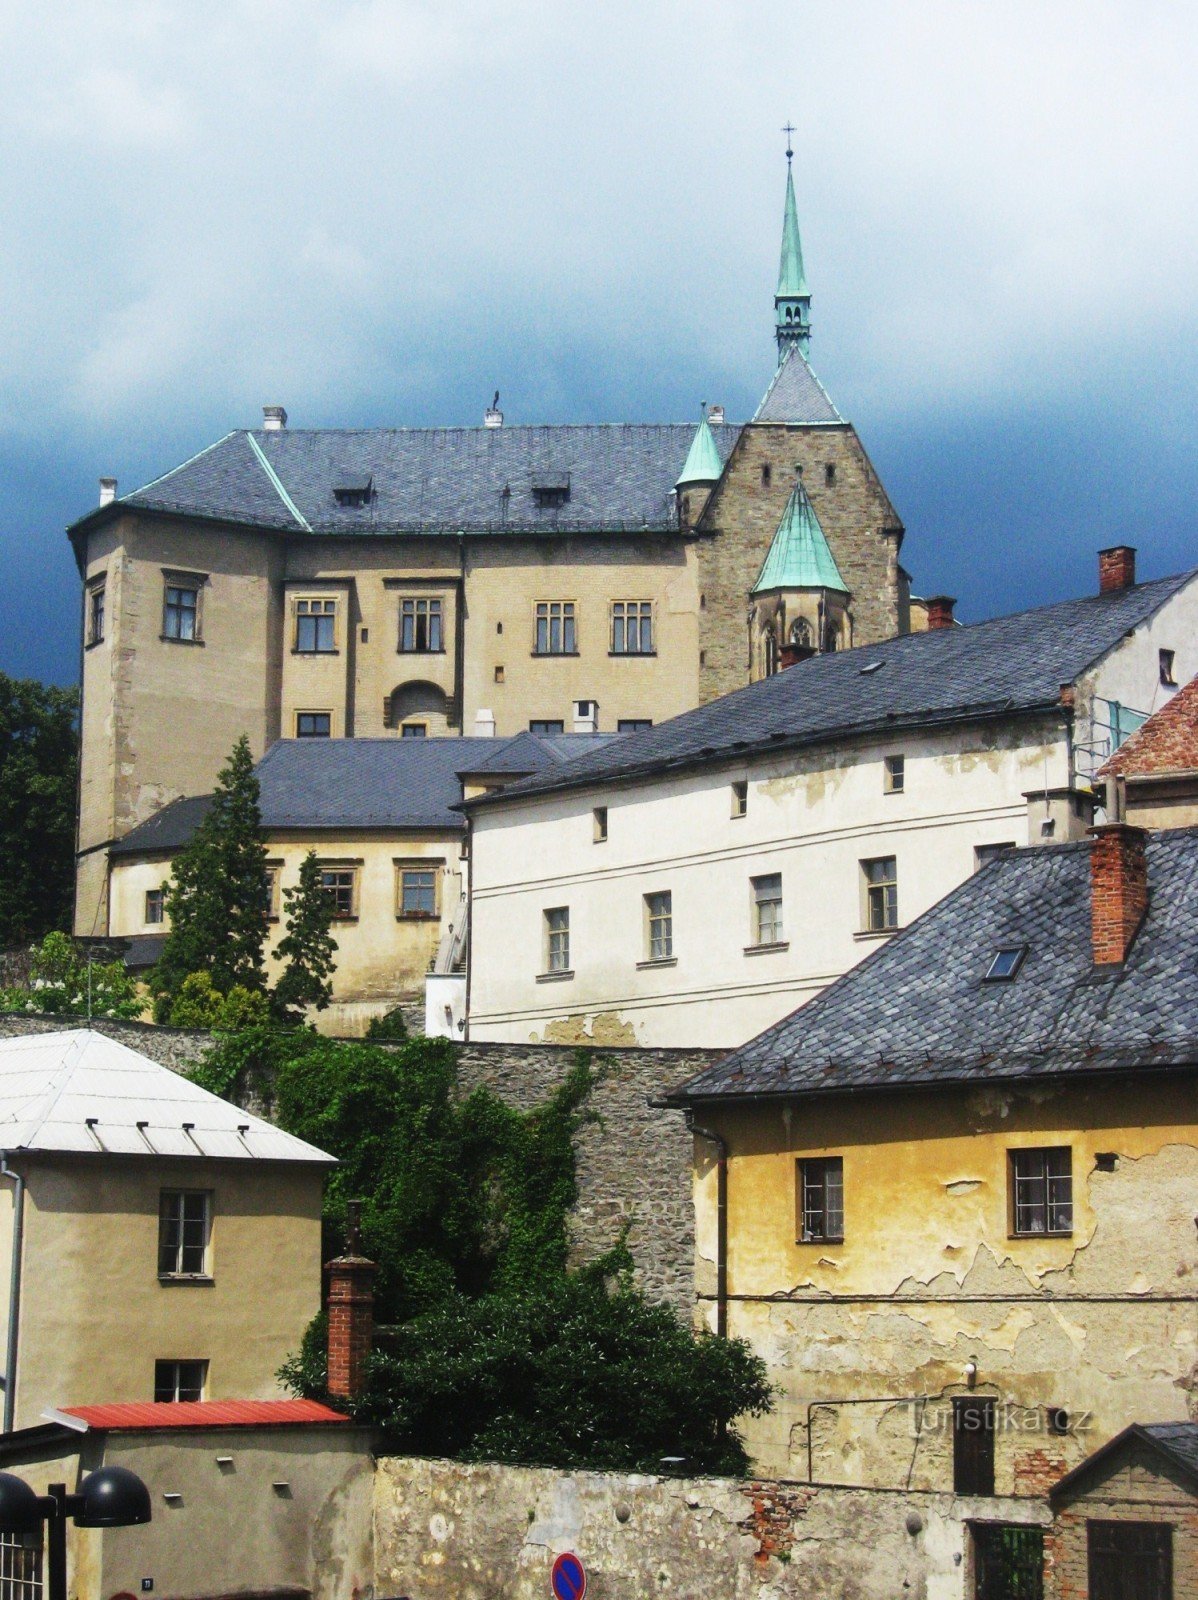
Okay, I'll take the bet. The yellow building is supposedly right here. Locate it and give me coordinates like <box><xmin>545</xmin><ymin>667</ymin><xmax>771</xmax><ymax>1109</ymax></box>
<box><xmin>666</xmin><ymin>824</ymin><xmax>1198</xmax><ymax>1512</ymax></box>
<box><xmin>0</xmin><ymin>1029</ymin><xmax>333</xmax><ymax>1430</ymax></box>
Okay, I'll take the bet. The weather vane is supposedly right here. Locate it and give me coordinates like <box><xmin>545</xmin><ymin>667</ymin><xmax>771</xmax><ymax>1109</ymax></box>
<box><xmin>782</xmin><ymin>122</ymin><xmax>795</xmax><ymax>162</ymax></box>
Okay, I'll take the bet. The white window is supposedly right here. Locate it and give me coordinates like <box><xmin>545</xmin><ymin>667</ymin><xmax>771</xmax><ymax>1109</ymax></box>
<box><xmin>645</xmin><ymin>891</ymin><xmax>673</xmax><ymax>961</ymax></box>
<box><xmin>154</xmin><ymin>1359</ymin><xmax>208</xmax><ymax>1403</ymax></box>
<box><xmin>798</xmin><ymin>1157</ymin><xmax>844</xmax><ymax>1242</ymax></box>
<box><xmin>593</xmin><ymin>807</ymin><xmax>608</xmax><ymax>843</ymax></box>
<box><xmin>611</xmin><ymin>600</ymin><xmax>653</xmax><ymax>655</ymax></box>
<box><xmin>158</xmin><ymin>1190</ymin><xmax>211</xmax><ymax>1278</ymax></box>
<box><xmin>884</xmin><ymin>754</ymin><xmax>905</xmax><ymax>794</ymax></box>
<box><xmin>397</xmin><ymin>864</ymin><xmax>439</xmax><ymax>919</ymax></box>
<box><xmin>535</xmin><ymin>602</ymin><xmax>576</xmax><ymax>655</ymax></box>
<box><xmin>753</xmin><ymin>873</ymin><xmax>783</xmax><ymax>945</ymax></box>
<box><xmin>861</xmin><ymin>857</ymin><xmax>898</xmax><ymax>932</ymax></box>
<box><xmin>544</xmin><ymin>907</ymin><xmax>570</xmax><ymax>973</ymax></box>
<box><xmin>731</xmin><ymin>780</ymin><xmax>748</xmax><ymax>818</ymax></box>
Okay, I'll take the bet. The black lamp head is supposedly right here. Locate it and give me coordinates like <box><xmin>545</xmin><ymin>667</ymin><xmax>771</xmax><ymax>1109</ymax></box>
<box><xmin>0</xmin><ymin>1473</ymin><xmax>45</xmax><ymax>1533</ymax></box>
<box><xmin>75</xmin><ymin>1467</ymin><xmax>152</xmax><ymax>1528</ymax></box>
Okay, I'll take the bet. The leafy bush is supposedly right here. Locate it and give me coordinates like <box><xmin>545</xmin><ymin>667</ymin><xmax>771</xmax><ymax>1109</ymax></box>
<box><xmin>166</xmin><ymin>972</ymin><xmax>271</xmax><ymax>1031</ymax></box>
<box><xmin>0</xmin><ymin>931</ymin><xmax>142</xmax><ymax>1020</ymax></box>
<box><xmin>364</xmin><ymin>1006</ymin><xmax>409</xmax><ymax>1042</ymax></box>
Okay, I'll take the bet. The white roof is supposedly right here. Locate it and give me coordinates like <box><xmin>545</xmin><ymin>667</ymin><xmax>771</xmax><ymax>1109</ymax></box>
<box><xmin>0</xmin><ymin>1030</ymin><xmax>334</xmax><ymax>1164</ymax></box>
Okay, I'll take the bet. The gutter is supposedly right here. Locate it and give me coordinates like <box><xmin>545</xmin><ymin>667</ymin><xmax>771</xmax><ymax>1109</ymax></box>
<box><xmin>684</xmin><ymin>1113</ymin><xmax>727</xmax><ymax>1338</ymax></box>
<box><xmin>0</xmin><ymin>1157</ymin><xmax>25</xmax><ymax>1433</ymax></box>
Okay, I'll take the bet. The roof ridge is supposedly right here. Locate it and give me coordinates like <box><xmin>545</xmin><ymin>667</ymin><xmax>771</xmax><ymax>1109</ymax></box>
<box><xmin>245</xmin><ymin>433</ymin><xmax>312</xmax><ymax>532</ymax></box>
<box><xmin>126</xmin><ymin>432</ymin><xmax>239</xmax><ymax>502</ymax></box>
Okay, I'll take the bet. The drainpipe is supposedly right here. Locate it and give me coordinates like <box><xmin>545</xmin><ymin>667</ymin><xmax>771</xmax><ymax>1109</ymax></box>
<box><xmin>0</xmin><ymin>1156</ymin><xmax>25</xmax><ymax>1432</ymax></box>
<box><xmin>462</xmin><ymin>812</ymin><xmax>474</xmax><ymax>1043</ymax></box>
<box><xmin>685</xmin><ymin>1114</ymin><xmax>727</xmax><ymax>1337</ymax></box>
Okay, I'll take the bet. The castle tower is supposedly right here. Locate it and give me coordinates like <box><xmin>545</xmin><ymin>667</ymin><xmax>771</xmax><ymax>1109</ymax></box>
<box><xmin>775</xmin><ymin>128</ymin><xmax>812</xmax><ymax>358</ymax></box>
<box><xmin>749</xmin><ymin>469</ymin><xmax>852</xmax><ymax>679</ymax></box>
<box><xmin>675</xmin><ymin>406</ymin><xmax>724</xmax><ymax>531</ymax></box>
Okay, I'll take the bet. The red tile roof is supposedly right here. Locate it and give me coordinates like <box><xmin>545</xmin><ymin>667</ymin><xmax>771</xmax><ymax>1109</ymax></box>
<box><xmin>60</xmin><ymin>1400</ymin><xmax>350</xmax><ymax>1430</ymax></box>
<box><xmin>1100</xmin><ymin>677</ymin><xmax>1198</xmax><ymax>778</ymax></box>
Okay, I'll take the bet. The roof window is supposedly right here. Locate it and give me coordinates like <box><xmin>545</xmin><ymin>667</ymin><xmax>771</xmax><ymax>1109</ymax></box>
<box><xmin>532</xmin><ymin>479</ymin><xmax>570</xmax><ymax>510</ymax></box>
<box><xmin>984</xmin><ymin>946</ymin><xmax>1027</xmax><ymax>982</ymax></box>
<box><xmin>333</xmin><ymin>477</ymin><xmax>373</xmax><ymax>508</ymax></box>
<box><xmin>859</xmin><ymin>661</ymin><xmax>884</xmax><ymax>676</ymax></box>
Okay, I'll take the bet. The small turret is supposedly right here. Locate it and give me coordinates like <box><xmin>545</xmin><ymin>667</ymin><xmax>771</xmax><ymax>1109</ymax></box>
<box><xmin>675</xmin><ymin>406</ymin><xmax>725</xmax><ymax>531</ymax></box>
<box><xmin>775</xmin><ymin>128</ymin><xmax>811</xmax><ymax>358</ymax></box>
<box><xmin>750</xmin><ymin>469</ymin><xmax>851</xmax><ymax>678</ymax></box>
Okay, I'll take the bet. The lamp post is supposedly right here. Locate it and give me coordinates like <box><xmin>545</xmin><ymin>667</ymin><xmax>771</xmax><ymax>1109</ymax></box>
<box><xmin>0</xmin><ymin>1466</ymin><xmax>151</xmax><ymax>1600</ymax></box>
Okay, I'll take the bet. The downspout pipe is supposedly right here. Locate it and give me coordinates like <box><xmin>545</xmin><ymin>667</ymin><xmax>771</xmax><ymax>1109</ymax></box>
<box><xmin>685</xmin><ymin>1113</ymin><xmax>727</xmax><ymax>1338</ymax></box>
<box><xmin>0</xmin><ymin>1155</ymin><xmax>25</xmax><ymax>1432</ymax></box>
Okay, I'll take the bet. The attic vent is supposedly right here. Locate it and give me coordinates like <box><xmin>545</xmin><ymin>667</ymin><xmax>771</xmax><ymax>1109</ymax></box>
<box><xmin>532</xmin><ymin>478</ymin><xmax>570</xmax><ymax>509</ymax></box>
<box><xmin>859</xmin><ymin>661</ymin><xmax>884</xmax><ymax>676</ymax></box>
<box><xmin>983</xmin><ymin>946</ymin><xmax>1027</xmax><ymax>982</ymax></box>
<box><xmin>333</xmin><ymin>477</ymin><xmax>373</xmax><ymax>508</ymax></box>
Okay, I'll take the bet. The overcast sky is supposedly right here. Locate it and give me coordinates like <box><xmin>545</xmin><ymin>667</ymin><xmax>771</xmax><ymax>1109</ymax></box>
<box><xmin>2</xmin><ymin>0</ymin><xmax>1195</xmax><ymax>684</ymax></box>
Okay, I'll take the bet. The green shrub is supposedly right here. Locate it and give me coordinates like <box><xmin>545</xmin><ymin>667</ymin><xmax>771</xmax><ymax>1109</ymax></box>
<box><xmin>0</xmin><ymin>931</ymin><xmax>142</xmax><ymax>1020</ymax></box>
<box><xmin>364</xmin><ymin>1006</ymin><xmax>409</xmax><ymax>1042</ymax></box>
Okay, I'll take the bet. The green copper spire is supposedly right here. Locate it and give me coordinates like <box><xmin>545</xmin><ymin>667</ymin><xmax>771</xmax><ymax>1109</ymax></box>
<box><xmin>775</xmin><ymin>127</ymin><xmax>812</xmax><ymax>357</ymax></box>
<box><xmin>675</xmin><ymin>408</ymin><xmax>724</xmax><ymax>487</ymax></box>
<box><xmin>753</xmin><ymin>474</ymin><xmax>847</xmax><ymax>596</ymax></box>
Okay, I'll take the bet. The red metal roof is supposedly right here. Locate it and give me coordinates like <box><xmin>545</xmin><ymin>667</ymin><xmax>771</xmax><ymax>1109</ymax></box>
<box><xmin>60</xmin><ymin>1400</ymin><xmax>350</xmax><ymax>1430</ymax></box>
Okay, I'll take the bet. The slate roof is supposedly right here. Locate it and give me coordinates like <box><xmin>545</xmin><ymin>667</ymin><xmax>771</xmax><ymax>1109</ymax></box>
<box><xmin>75</xmin><ymin>424</ymin><xmax>742</xmax><ymax>539</ymax></box>
<box><xmin>666</xmin><ymin>828</ymin><xmax>1198</xmax><ymax>1105</ymax></box>
<box><xmin>1100</xmin><ymin>675</ymin><xmax>1198</xmax><ymax>777</ymax></box>
<box><xmin>1050</xmin><ymin>1422</ymin><xmax>1198</xmax><ymax>1500</ymax></box>
<box><xmin>753</xmin><ymin>345</ymin><xmax>843</xmax><ymax>425</ymax></box>
<box><xmin>110</xmin><ymin>733</ymin><xmax>615</xmax><ymax>856</ymax></box>
<box><xmin>0</xmin><ymin>1030</ymin><xmax>334</xmax><ymax>1162</ymax></box>
<box><xmin>467</xmin><ymin>569</ymin><xmax>1197</xmax><ymax>810</ymax></box>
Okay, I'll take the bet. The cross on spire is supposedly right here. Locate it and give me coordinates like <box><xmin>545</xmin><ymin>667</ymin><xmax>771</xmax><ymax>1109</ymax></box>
<box><xmin>782</xmin><ymin>122</ymin><xmax>795</xmax><ymax>162</ymax></box>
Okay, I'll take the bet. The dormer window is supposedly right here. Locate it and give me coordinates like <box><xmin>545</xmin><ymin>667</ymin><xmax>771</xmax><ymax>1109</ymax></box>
<box><xmin>532</xmin><ymin>480</ymin><xmax>570</xmax><ymax>510</ymax></box>
<box><xmin>333</xmin><ymin>477</ymin><xmax>372</xmax><ymax>508</ymax></box>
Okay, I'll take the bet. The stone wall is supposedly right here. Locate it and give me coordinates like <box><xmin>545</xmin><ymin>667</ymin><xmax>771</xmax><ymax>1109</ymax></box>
<box><xmin>372</xmin><ymin>1454</ymin><xmax>1039</xmax><ymax>1600</ymax></box>
<box><xmin>0</xmin><ymin>1016</ymin><xmax>713</xmax><ymax>1311</ymax></box>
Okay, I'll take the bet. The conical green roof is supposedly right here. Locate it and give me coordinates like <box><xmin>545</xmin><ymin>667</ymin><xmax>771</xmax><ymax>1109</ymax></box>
<box><xmin>753</xmin><ymin>477</ymin><xmax>848</xmax><ymax>595</ymax></box>
<box><xmin>675</xmin><ymin>413</ymin><xmax>723</xmax><ymax>487</ymax></box>
<box><xmin>777</xmin><ymin>164</ymin><xmax>809</xmax><ymax>299</ymax></box>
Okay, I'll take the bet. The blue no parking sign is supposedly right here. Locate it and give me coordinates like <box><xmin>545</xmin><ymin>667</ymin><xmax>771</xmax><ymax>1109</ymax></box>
<box><xmin>551</xmin><ymin>1551</ymin><xmax>587</xmax><ymax>1600</ymax></box>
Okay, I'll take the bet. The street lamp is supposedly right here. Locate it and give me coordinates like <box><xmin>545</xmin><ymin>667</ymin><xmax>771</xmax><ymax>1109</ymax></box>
<box><xmin>0</xmin><ymin>1467</ymin><xmax>151</xmax><ymax>1600</ymax></box>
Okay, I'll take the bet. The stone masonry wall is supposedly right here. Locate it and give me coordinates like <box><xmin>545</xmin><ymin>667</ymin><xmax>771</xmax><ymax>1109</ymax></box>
<box><xmin>0</xmin><ymin>1016</ymin><xmax>712</xmax><ymax>1312</ymax></box>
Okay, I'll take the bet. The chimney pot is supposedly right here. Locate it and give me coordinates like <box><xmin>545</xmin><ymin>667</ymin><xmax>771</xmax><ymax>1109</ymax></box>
<box><xmin>98</xmin><ymin>477</ymin><xmax>118</xmax><ymax>507</ymax></box>
<box><xmin>926</xmin><ymin>595</ymin><xmax>956</xmax><ymax>631</ymax></box>
<box><xmin>262</xmin><ymin>405</ymin><xmax>288</xmax><ymax>431</ymax></box>
<box><xmin>484</xmin><ymin>390</ymin><xmax>503</xmax><ymax>428</ymax></box>
<box><xmin>707</xmin><ymin>404</ymin><xmax>725</xmax><ymax>426</ymax></box>
<box><xmin>572</xmin><ymin>699</ymin><xmax>599</xmax><ymax>733</ymax></box>
<box><xmin>1098</xmin><ymin>545</ymin><xmax>1136</xmax><ymax>593</ymax></box>
<box><xmin>473</xmin><ymin>708</ymin><xmax>496</xmax><ymax>738</ymax></box>
<box><xmin>1088</xmin><ymin>822</ymin><xmax>1149</xmax><ymax>965</ymax></box>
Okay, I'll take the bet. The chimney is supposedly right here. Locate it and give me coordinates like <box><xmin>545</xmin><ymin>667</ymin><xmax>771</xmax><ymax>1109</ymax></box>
<box><xmin>473</xmin><ymin>708</ymin><xmax>496</xmax><ymax>737</ymax></box>
<box><xmin>326</xmin><ymin>1201</ymin><xmax>377</xmax><ymax>1404</ymax></box>
<box><xmin>1089</xmin><ymin>822</ymin><xmax>1149</xmax><ymax>965</ymax></box>
<box><xmin>778</xmin><ymin>643</ymin><xmax>806</xmax><ymax>669</ymax></box>
<box><xmin>925</xmin><ymin>595</ymin><xmax>956</xmax><ymax>631</ymax></box>
<box><xmin>572</xmin><ymin>699</ymin><xmax>598</xmax><ymax>733</ymax></box>
<box><xmin>484</xmin><ymin>390</ymin><xmax>503</xmax><ymax>428</ymax></box>
<box><xmin>707</xmin><ymin>404</ymin><xmax>725</xmax><ymax>426</ymax></box>
<box><xmin>1098</xmin><ymin>545</ymin><xmax>1136</xmax><ymax>593</ymax></box>
<box><xmin>262</xmin><ymin>405</ymin><xmax>288</xmax><ymax>431</ymax></box>
<box><xmin>98</xmin><ymin>477</ymin><xmax>118</xmax><ymax>507</ymax></box>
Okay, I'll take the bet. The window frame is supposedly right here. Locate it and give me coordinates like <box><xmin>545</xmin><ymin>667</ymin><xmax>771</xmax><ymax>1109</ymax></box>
<box><xmin>395</xmin><ymin>860</ymin><xmax>441</xmax><ymax>921</ymax></box>
<box><xmin>533</xmin><ymin>600</ymin><xmax>577</xmax><ymax>656</ymax></box>
<box><xmin>1009</xmin><ymin>1147</ymin><xmax>1073</xmax><ymax>1238</ymax></box>
<box><xmin>144</xmin><ymin>888</ymin><xmax>165</xmax><ymax>927</ymax></box>
<box><xmin>861</xmin><ymin>856</ymin><xmax>898</xmax><ymax>932</ymax></box>
<box><xmin>317</xmin><ymin>862</ymin><xmax>360</xmax><ymax>921</ymax></box>
<box><xmin>1159</xmin><ymin>648</ymin><xmax>1177</xmax><ymax>687</ymax></box>
<box><xmin>1087</xmin><ymin>1520</ymin><xmax>1172</xmax><ymax>1600</ymax></box>
<box><xmin>883</xmin><ymin>754</ymin><xmax>905</xmax><ymax>794</ymax></box>
<box><xmin>543</xmin><ymin>906</ymin><xmax>571</xmax><ymax>975</ymax></box>
<box><xmin>293</xmin><ymin>596</ymin><xmax>338</xmax><ymax>654</ymax></box>
<box><xmin>398</xmin><ymin>595</ymin><xmax>445</xmax><ymax>654</ymax></box>
<box><xmin>158</xmin><ymin>1189</ymin><xmax>212</xmax><ymax>1281</ymax></box>
<box><xmin>752</xmin><ymin>872</ymin><xmax>784</xmax><ymax>947</ymax></box>
<box><xmin>953</xmin><ymin>1397</ymin><xmax>996</xmax><ymax>1496</ymax></box>
<box><xmin>610</xmin><ymin>600</ymin><xmax>655</xmax><ymax>656</ymax></box>
<box><xmin>263</xmin><ymin>863</ymin><xmax>281</xmax><ymax>921</ymax></box>
<box><xmin>796</xmin><ymin>1156</ymin><xmax>844</xmax><ymax>1243</ymax></box>
<box><xmin>529</xmin><ymin>719</ymin><xmax>565</xmax><ymax>734</ymax></box>
<box><xmin>617</xmin><ymin>719</ymin><xmax>652</xmax><ymax>733</ymax></box>
<box><xmin>593</xmin><ymin>807</ymin><xmax>608</xmax><ymax>844</ymax></box>
<box><xmin>161</xmin><ymin>571</ymin><xmax>206</xmax><ymax>645</ymax></box>
<box><xmin>154</xmin><ymin>1358</ymin><xmax>209</xmax><ymax>1404</ymax></box>
<box><xmin>295</xmin><ymin>711</ymin><xmax>332</xmax><ymax>738</ymax></box>
<box><xmin>643</xmin><ymin>890</ymin><xmax>673</xmax><ymax>963</ymax></box>
<box><xmin>400</xmin><ymin>722</ymin><xmax>428</xmax><ymax>738</ymax></box>
<box><xmin>731</xmin><ymin>780</ymin><xmax>748</xmax><ymax>818</ymax></box>
<box><xmin>86</xmin><ymin>580</ymin><xmax>106</xmax><ymax>647</ymax></box>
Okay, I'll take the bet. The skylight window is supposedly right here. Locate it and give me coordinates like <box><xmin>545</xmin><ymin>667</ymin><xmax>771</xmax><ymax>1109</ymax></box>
<box><xmin>984</xmin><ymin>946</ymin><xmax>1027</xmax><ymax>982</ymax></box>
<box><xmin>860</xmin><ymin>661</ymin><xmax>884</xmax><ymax>676</ymax></box>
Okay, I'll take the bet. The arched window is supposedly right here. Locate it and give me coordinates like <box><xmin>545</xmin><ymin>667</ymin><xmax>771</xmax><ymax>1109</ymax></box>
<box><xmin>763</xmin><ymin>625</ymin><xmax>778</xmax><ymax>677</ymax></box>
<box><xmin>790</xmin><ymin>618</ymin><xmax>813</xmax><ymax>649</ymax></box>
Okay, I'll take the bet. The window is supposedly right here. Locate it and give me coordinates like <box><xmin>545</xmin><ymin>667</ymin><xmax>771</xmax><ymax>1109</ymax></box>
<box><xmin>400</xmin><ymin>597</ymin><xmax>443</xmax><ymax>653</ymax></box>
<box><xmin>154</xmin><ymin>1359</ymin><xmax>208</xmax><ymax>1404</ymax></box>
<box><xmin>1010</xmin><ymin>1147</ymin><xmax>1072</xmax><ymax>1236</ymax></box>
<box><xmin>319</xmin><ymin>867</ymin><xmax>358</xmax><ymax>919</ymax></box>
<box><xmin>798</xmin><ymin>1157</ymin><xmax>843</xmax><ymax>1242</ymax></box>
<box><xmin>333</xmin><ymin>478</ymin><xmax>372</xmax><ymax>508</ymax></box>
<box><xmin>1160</xmin><ymin>648</ymin><xmax>1177</xmax><ymax>687</ymax></box>
<box><xmin>263</xmin><ymin>865</ymin><xmax>280</xmax><ymax>920</ymax></box>
<box><xmin>87</xmin><ymin>582</ymin><xmax>105</xmax><ymax>645</ymax></box>
<box><xmin>862</xmin><ymin>857</ymin><xmax>898</xmax><ymax>931</ymax></box>
<box><xmin>973</xmin><ymin>1524</ymin><xmax>1043</xmax><ymax>1598</ymax></box>
<box><xmin>534</xmin><ymin>601</ymin><xmax>576</xmax><ymax>655</ymax></box>
<box><xmin>761</xmin><ymin>464</ymin><xmax>772</xmax><ymax>487</ymax></box>
<box><xmin>0</xmin><ymin>1528</ymin><xmax>43</xmax><ymax>1600</ymax></box>
<box><xmin>952</xmin><ymin>1397</ymin><xmax>995</xmax><ymax>1496</ymax></box>
<box><xmin>530</xmin><ymin>719</ymin><xmax>565</xmax><ymax>734</ymax></box>
<box><xmin>645</xmin><ymin>891</ymin><xmax>673</xmax><ymax>961</ymax></box>
<box><xmin>398</xmin><ymin>865</ymin><xmax>438</xmax><ymax>919</ymax></box>
<box><xmin>163</xmin><ymin>583</ymin><xmax>199</xmax><ymax>642</ymax></box>
<box><xmin>158</xmin><ymin>1190</ymin><xmax>211</xmax><ymax>1277</ymax></box>
<box><xmin>984</xmin><ymin>946</ymin><xmax>1026</xmax><ymax>982</ymax></box>
<box><xmin>401</xmin><ymin>723</ymin><xmax>427</xmax><ymax>738</ymax></box>
<box><xmin>144</xmin><ymin>889</ymin><xmax>164</xmax><ymax>926</ymax></box>
<box><xmin>824</xmin><ymin>462</ymin><xmax>836</xmax><ymax>486</ymax></box>
<box><xmin>975</xmin><ymin>842</ymin><xmax>1015</xmax><ymax>871</ymax></box>
<box><xmin>752</xmin><ymin>873</ymin><xmax>783</xmax><ymax>945</ymax></box>
<box><xmin>295</xmin><ymin>598</ymin><xmax>337</xmax><ymax>653</ymax></box>
<box><xmin>544</xmin><ymin>907</ymin><xmax>570</xmax><ymax>973</ymax></box>
<box><xmin>1088</xmin><ymin>1522</ymin><xmax>1171</xmax><ymax>1600</ymax></box>
<box><xmin>611</xmin><ymin>601</ymin><xmax>654</xmax><ymax>655</ymax></box>
<box><xmin>731</xmin><ymin>780</ymin><xmax>748</xmax><ymax>818</ymax></box>
<box><xmin>593</xmin><ymin>807</ymin><xmax>608</xmax><ymax>843</ymax></box>
<box><xmin>884</xmin><ymin>754</ymin><xmax>905</xmax><ymax>794</ymax></box>
<box><xmin>533</xmin><ymin>484</ymin><xmax>570</xmax><ymax>509</ymax></box>
<box><xmin>617</xmin><ymin>719</ymin><xmax>652</xmax><ymax>733</ymax></box>
<box><xmin>296</xmin><ymin>712</ymin><xmax>331</xmax><ymax>738</ymax></box>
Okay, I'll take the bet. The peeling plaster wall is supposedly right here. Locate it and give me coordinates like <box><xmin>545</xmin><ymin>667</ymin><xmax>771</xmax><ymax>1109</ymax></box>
<box><xmin>696</xmin><ymin>1079</ymin><xmax>1198</xmax><ymax>1485</ymax></box>
<box><xmin>373</xmin><ymin>1455</ymin><xmax>1032</xmax><ymax>1600</ymax></box>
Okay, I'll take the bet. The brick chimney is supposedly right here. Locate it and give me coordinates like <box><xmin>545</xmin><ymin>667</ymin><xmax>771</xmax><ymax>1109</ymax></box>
<box><xmin>326</xmin><ymin>1201</ymin><xmax>377</xmax><ymax>1403</ymax></box>
<box><xmin>778</xmin><ymin>643</ymin><xmax>809</xmax><ymax>669</ymax></box>
<box><xmin>1098</xmin><ymin>545</ymin><xmax>1136</xmax><ymax>593</ymax></box>
<box><xmin>925</xmin><ymin>595</ymin><xmax>956</xmax><ymax>631</ymax></box>
<box><xmin>1089</xmin><ymin>823</ymin><xmax>1149</xmax><ymax>965</ymax></box>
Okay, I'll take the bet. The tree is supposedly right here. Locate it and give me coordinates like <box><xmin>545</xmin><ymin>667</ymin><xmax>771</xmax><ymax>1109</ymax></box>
<box><xmin>272</xmin><ymin>851</ymin><xmax>337</xmax><ymax>1021</ymax></box>
<box><xmin>0</xmin><ymin>675</ymin><xmax>78</xmax><ymax>946</ymax></box>
<box><xmin>152</xmin><ymin>736</ymin><xmax>268</xmax><ymax>1010</ymax></box>
<box><xmin>0</xmin><ymin>931</ymin><xmax>141</xmax><ymax>1020</ymax></box>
